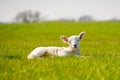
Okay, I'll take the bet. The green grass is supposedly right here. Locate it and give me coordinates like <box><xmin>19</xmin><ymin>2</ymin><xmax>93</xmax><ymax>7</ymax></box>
<box><xmin>0</xmin><ymin>21</ymin><xmax>120</xmax><ymax>80</ymax></box>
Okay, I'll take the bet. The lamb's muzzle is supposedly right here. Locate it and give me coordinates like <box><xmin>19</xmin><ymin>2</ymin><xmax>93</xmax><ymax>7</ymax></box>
<box><xmin>28</xmin><ymin>31</ymin><xmax>86</xmax><ymax>59</ymax></box>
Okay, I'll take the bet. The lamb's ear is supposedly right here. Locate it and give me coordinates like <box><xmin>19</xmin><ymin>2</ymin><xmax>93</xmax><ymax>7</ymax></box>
<box><xmin>79</xmin><ymin>31</ymin><xmax>86</xmax><ymax>40</ymax></box>
<box><xmin>60</xmin><ymin>36</ymin><xmax>68</xmax><ymax>43</ymax></box>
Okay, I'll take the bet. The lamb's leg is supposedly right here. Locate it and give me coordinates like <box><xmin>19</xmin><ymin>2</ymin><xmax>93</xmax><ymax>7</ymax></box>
<box><xmin>28</xmin><ymin>47</ymin><xmax>47</xmax><ymax>59</ymax></box>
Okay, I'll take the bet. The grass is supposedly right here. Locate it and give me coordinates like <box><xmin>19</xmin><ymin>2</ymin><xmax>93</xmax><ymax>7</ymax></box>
<box><xmin>0</xmin><ymin>21</ymin><xmax>120</xmax><ymax>80</ymax></box>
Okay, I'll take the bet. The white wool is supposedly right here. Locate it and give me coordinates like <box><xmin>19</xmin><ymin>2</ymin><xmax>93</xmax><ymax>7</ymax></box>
<box><xmin>28</xmin><ymin>31</ymin><xmax>86</xmax><ymax>59</ymax></box>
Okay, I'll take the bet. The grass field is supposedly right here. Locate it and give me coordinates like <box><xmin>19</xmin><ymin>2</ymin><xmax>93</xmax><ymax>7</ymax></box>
<box><xmin>0</xmin><ymin>21</ymin><xmax>120</xmax><ymax>80</ymax></box>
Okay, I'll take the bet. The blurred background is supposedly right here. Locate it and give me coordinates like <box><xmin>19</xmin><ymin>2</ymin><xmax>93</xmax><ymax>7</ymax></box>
<box><xmin>0</xmin><ymin>0</ymin><xmax>120</xmax><ymax>23</ymax></box>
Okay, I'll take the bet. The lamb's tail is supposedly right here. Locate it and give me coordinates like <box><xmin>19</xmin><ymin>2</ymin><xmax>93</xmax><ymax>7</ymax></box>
<box><xmin>27</xmin><ymin>55</ymin><xmax>34</xmax><ymax>59</ymax></box>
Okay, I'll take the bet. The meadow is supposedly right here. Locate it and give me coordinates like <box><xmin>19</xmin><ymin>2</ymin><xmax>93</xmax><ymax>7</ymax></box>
<box><xmin>0</xmin><ymin>21</ymin><xmax>120</xmax><ymax>80</ymax></box>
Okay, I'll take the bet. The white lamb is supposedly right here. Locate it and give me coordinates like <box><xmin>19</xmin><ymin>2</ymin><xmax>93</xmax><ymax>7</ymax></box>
<box><xmin>28</xmin><ymin>31</ymin><xmax>86</xmax><ymax>59</ymax></box>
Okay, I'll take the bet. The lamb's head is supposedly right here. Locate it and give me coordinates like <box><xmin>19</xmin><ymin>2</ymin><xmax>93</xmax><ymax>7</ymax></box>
<box><xmin>60</xmin><ymin>31</ymin><xmax>86</xmax><ymax>49</ymax></box>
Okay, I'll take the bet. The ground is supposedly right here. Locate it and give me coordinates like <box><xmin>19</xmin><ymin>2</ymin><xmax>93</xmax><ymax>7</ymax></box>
<box><xmin>0</xmin><ymin>21</ymin><xmax>120</xmax><ymax>80</ymax></box>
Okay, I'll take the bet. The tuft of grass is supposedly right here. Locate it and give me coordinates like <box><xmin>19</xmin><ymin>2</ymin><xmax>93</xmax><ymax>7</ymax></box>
<box><xmin>0</xmin><ymin>21</ymin><xmax>120</xmax><ymax>80</ymax></box>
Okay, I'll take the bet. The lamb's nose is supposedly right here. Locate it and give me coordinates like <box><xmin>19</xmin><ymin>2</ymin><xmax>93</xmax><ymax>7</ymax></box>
<box><xmin>73</xmin><ymin>45</ymin><xmax>77</xmax><ymax>48</ymax></box>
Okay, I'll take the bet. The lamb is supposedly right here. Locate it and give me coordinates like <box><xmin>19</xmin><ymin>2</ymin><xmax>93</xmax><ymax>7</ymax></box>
<box><xmin>28</xmin><ymin>31</ymin><xmax>86</xmax><ymax>59</ymax></box>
